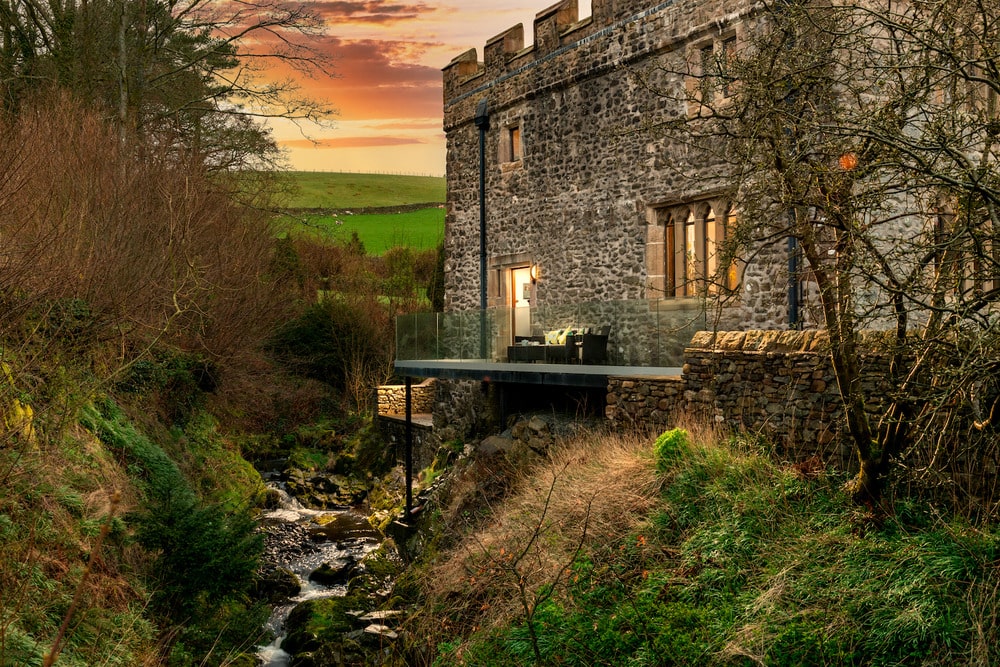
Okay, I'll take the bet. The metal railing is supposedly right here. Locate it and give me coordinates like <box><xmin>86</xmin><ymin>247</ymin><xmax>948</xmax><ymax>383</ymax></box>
<box><xmin>395</xmin><ymin>299</ymin><xmax>706</xmax><ymax>367</ymax></box>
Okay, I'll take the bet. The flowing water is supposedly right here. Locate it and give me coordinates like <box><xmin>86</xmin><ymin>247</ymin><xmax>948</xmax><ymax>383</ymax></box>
<box><xmin>256</xmin><ymin>475</ymin><xmax>382</xmax><ymax>666</ymax></box>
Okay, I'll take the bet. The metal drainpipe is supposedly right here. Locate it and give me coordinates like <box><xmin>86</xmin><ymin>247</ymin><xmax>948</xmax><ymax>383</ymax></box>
<box><xmin>788</xmin><ymin>234</ymin><xmax>801</xmax><ymax>329</ymax></box>
<box><xmin>474</xmin><ymin>99</ymin><xmax>490</xmax><ymax>358</ymax></box>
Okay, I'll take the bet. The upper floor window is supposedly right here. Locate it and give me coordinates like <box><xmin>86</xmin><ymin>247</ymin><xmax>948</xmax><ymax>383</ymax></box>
<box><xmin>687</xmin><ymin>32</ymin><xmax>740</xmax><ymax>115</ymax></box>
<box><xmin>509</xmin><ymin>125</ymin><xmax>522</xmax><ymax>161</ymax></box>
<box><xmin>721</xmin><ymin>36</ymin><xmax>738</xmax><ymax>97</ymax></box>
<box><xmin>499</xmin><ymin>122</ymin><xmax>523</xmax><ymax>166</ymax></box>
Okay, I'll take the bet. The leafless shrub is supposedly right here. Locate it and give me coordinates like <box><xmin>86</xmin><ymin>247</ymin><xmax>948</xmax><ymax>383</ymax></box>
<box><xmin>409</xmin><ymin>428</ymin><xmax>661</xmax><ymax>653</ymax></box>
<box><xmin>0</xmin><ymin>93</ymin><xmax>290</xmax><ymax>382</ymax></box>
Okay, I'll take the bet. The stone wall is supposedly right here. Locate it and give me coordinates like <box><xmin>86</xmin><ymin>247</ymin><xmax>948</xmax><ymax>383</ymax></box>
<box><xmin>374</xmin><ymin>416</ymin><xmax>439</xmax><ymax>471</ymax></box>
<box><xmin>442</xmin><ymin>0</ymin><xmax>799</xmax><ymax>331</ymax></box>
<box><xmin>377</xmin><ymin>379</ymin><xmax>437</xmax><ymax>416</ymax></box>
<box><xmin>607</xmin><ymin>331</ymin><xmax>1000</xmax><ymax>500</ymax></box>
<box><xmin>607</xmin><ymin>331</ymin><xmax>868</xmax><ymax>466</ymax></box>
<box><xmin>432</xmin><ymin>378</ymin><xmax>500</xmax><ymax>442</ymax></box>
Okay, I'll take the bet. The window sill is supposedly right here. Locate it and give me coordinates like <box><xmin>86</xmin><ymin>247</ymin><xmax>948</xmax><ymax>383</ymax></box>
<box><xmin>500</xmin><ymin>160</ymin><xmax>523</xmax><ymax>174</ymax></box>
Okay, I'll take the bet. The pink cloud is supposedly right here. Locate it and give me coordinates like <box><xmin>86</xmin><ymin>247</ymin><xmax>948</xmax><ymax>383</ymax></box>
<box><xmin>310</xmin><ymin>1</ymin><xmax>436</xmax><ymax>24</ymax></box>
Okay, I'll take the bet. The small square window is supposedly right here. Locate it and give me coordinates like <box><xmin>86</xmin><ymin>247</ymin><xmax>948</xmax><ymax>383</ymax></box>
<box><xmin>721</xmin><ymin>37</ymin><xmax>737</xmax><ymax>97</ymax></box>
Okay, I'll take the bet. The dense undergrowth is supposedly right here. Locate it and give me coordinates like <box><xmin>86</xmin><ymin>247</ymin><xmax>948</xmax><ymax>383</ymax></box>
<box><xmin>0</xmin><ymin>96</ymin><xmax>435</xmax><ymax>666</ymax></box>
<box><xmin>408</xmin><ymin>426</ymin><xmax>1000</xmax><ymax>667</ymax></box>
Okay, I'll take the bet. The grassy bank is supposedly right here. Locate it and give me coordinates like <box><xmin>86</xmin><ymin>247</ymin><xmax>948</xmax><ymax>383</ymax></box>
<box><xmin>274</xmin><ymin>172</ymin><xmax>446</xmax><ymax>255</ymax></box>
<box><xmin>407</xmin><ymin>426</ymin><xmax>1000</xmax><ymax>666</ymax></box>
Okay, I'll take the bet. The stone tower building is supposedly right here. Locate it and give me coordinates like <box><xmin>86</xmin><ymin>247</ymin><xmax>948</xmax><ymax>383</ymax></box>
<box><xmin>442</xmin><ymin>0</ymin><xmax>799</xmax><ymax>338</ymax></box>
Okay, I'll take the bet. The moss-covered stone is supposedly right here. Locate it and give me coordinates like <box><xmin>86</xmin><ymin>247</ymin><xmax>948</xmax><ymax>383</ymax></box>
<box><xmin>281</xmin><ymin>591</ymin><xmax>375</xmax><ymax>659</ymax></box>
<box><xmin>254</xmin><ymin>565</ymin><xmax>301</xmax><ymax>604</ymax></box>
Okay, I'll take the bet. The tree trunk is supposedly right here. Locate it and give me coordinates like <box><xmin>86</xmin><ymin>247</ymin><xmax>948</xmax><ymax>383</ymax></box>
<box><xmin>846</xmin><ymin>455</ymin><xmax>888</xmax><ymax>506</ymax></box>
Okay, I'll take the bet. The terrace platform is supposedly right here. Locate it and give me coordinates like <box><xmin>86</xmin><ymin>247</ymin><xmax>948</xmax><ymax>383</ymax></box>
<box><xmin>394</xmin><ymin>359</ymin><xmax>683</xmax><ymax>387</ymax></box>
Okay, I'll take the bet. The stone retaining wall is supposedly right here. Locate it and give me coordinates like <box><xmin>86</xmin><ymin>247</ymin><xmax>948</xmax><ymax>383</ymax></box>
<box><xmin>607</xmin><ymin>330</ymin><xmax>879</xmax><ymax>467</ymax></box>
<box><xmin>377</xmin><ymin>379</ymin><xmax>436</xmax><ymax>416</ymax></box>
<box><xmin>374</xmin><ymin>416</ymin><xmax>439</xmax><ymax>471</ymax></box>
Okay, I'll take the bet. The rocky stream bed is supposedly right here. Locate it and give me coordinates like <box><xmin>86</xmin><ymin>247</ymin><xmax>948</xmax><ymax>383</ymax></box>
<box><xmin>248</xmin><ymin>413</ymin><xmax>579</xmax><ymax>666</ymax></box>
<box><xmin>253</xmin><ymin>469</ymin><xmax>407</xmax><ymax>667</ymax></box>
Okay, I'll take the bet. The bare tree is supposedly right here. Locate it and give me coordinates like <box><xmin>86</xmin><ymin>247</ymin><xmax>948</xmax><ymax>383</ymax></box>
<box><xmin>646</xmin><ymin>0</ymin><xmax>1000</xmax><ymax>504</ymax></box>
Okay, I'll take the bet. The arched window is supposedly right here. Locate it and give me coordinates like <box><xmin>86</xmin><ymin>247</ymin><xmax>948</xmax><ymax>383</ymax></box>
<box><xmin>646</xmin><ymin>198</ymin><xmax>741</xmax><ymax>298</ymax></box>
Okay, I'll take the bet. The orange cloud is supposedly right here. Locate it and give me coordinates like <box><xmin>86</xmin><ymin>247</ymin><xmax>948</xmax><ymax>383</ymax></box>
<box><xmin>268</xmin><ymin>37</ymin><xmax>443</xmax><ymax>119</ymax></box>
<box><xmin>364</xmin><ymin>120</ymin><xmax>441</xmax><ymax>130</ymax></box>
<box><xmin>282</xmin><ymin>136</ymin><xmax>425</xmax><ymax>148</ymax></box>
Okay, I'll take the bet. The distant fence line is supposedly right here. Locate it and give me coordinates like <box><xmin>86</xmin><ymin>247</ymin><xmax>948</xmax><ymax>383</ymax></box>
<box><xmin>286</xmin><ymin>169</ymin><xmax>445</xmax><ymax>178</ymax></box>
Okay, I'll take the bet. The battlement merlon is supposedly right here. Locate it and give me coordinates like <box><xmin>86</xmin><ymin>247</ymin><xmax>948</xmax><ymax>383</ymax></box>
<box><xmin>442</xmin><ymin>48</ymin><xmax>482</xmax><ymax>103</ymax></box>
<box><xmin>485</xmin><ymin>23</ymin><xmax>526</xmax><ymax>75</ymax></box>
<box><xmin>533</xmin><ymin>0</ymin><xmax>580</xmax><ymax>55</ymax></box>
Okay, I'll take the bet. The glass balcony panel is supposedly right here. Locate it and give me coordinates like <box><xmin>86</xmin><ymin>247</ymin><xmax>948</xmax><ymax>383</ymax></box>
<box><xmin>395</xmin><ymin>299</ymin><xmax>705</xmax><ymax>367</ymax></box>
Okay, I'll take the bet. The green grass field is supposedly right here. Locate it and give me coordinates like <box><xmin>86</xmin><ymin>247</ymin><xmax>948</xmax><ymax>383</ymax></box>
<box><xmin>279</xmin><ymin>207</ymin><xmax>444</xmax><ymax>254</ymax></box>
<box><xmin>275</xmin><ymin>172</ymin><xmax>445</xmax><ymax>254</ymax></box>
<box><xmin>278</xmin><ymin>172</ymin><xmax>445</xmax><ymax>209</ymax></box>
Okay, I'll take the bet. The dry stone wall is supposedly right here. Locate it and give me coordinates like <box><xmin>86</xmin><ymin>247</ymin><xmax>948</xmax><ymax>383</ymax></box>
<box><xmin>608</xmin><ymin>331</ymin><xmax>871</xmax><ymax>466</ymax></box>
<box><xmin>377</xmin><ymin>379</ymin><xmax>436</xmax><ymax>416</ymax></box>
<box><xmin>608</xmin><ymin>329</ymin><xmax>1000</xmax><ymax>499</ymax></box>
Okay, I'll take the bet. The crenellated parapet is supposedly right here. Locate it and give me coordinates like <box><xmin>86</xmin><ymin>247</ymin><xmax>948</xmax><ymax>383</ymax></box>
<box><xmin>442</xmin><ymin>0</ymin><xmax>757</xmax><ymax>122</ymax></box>
<box><xmin>442</xmin><ymin>0</ymin><xmax>591</xmax><ymax>108</ymax></box>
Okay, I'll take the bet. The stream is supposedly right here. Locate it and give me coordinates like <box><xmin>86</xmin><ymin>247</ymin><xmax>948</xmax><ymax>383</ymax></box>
<box><xmin>255</xmin><ymin>473</ymin><xmax>383</xmax><ymax>666</ymax></box>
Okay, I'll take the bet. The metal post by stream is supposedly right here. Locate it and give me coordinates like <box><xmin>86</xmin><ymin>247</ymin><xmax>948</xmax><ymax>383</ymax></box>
<box><xmin>405</xmin><ymin>376</ymin><xmax>413</xmax><ymax>519</ymax></box>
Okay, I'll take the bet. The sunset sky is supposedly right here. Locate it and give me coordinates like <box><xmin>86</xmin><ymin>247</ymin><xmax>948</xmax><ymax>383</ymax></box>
<box><xmin>269</xmin><ymin>0</ymin><xmax>592</xmax><ymax>175</ymax></box>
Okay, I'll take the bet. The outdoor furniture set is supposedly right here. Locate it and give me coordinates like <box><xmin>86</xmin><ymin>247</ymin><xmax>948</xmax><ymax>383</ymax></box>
<box><xmin>507</xmin><ymin>326</ymin><xmax>610</xmax><ymax>364</ymax></box>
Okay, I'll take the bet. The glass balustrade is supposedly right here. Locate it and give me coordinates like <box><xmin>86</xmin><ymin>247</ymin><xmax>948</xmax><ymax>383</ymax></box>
<box><xmin>395</xmin><ymin>299</ymin><xmax>706</xmax><ymax>367</ymax></box>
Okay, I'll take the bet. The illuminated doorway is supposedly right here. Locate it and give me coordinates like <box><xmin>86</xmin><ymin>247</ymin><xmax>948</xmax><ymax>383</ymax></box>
<box><xmin>509</xmin><ymin>265</ymin><xmax>533</xmax><ymax>340</ymax></box>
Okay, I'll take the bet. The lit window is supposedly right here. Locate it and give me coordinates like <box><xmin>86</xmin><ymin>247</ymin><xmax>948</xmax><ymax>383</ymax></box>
<box><xmin>685</xmin><ymin>210</ymin><xmax>699</xmax><ymax>296</ymax></box>
<box><xmin>724</xmin><ymin>207</ymin><xmax>740</xmax><ymax>291</ymax></box>
<box><xmin>509</xmin><ymin>125</ymin><xmax>522</xmax><ymax>161</ymax></box>
<box><xmin>648</xmin><ymin>200</ymin><xmax>740</xmax><ymax>298</ymax></box>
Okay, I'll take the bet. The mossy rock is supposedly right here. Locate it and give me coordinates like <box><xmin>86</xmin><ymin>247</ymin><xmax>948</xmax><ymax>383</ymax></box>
<box><xmin>361</xmin><ymin>539</ymin><xmax>404</xmax><ymax>579</ymax></box>
<box><xmin>254</xmin><ymin>565</ymin><xmax>301</xmax><ymax>604</ymax></box>
<box><xmin>261</xmin><ymin>487</ymin><xmax>283</xmax><ymax>509</ymax></box>
<box><xmin>281</xmin><ymin>591</ymin><xmax>375</xmax><ymax>658</ymax></box>
<box><xmin>294</xmin><ymin>634</ymin><xmax>365</xmax><ymax>666</ymax></box>
<box><xmin>346</xmin><ymin>543</ymin><xmax>405</xmax><ymax>601</ymax></box>
<box><xmin>309</xmin><ymin>559</ymin><xmax>357</xmax><ymax>586</ymax></box>
<box><xmin>282</xmin><ymin>598</ymin><xmax>354</xmax><ymax>655</ymax></box>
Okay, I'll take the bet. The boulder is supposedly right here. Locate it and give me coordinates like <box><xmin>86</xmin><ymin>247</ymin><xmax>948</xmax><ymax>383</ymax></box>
<box><xmin>261</xmin><ymin>488</ymin><xmax>283</xmax><ymax>510</ymax></box>
<box><xmin>254</xmin><ymin>565</ymin><xmax>300</xmax><ymax>603</ymax></box>
<box><xmin>308</xmin><ymin>558</ymin><xmax>357</xmax><ymax>586</ymax></box>
<box><xmin>478</xmin><ymin>435</ymin><xmax>513</xmax><ymax>455</ymax></box>
<box><xmin>527</xmin><ymin>415</ymin><xmax>550</xmax><ymax>434</ymax></box>
<box><xmin>281</xmin><ymin>597</ymin><xmax>357</xmax><ymax>657</ymax></box>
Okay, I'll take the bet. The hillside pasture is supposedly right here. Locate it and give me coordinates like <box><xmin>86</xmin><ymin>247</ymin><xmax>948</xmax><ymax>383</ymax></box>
<box><xmin>277</xmin><ymin>207</ymin><xmax>444</xmax><ymax>254</ymax></box>
<box><xmin>279</xmin><ymin>172</ymin><xmax>445</xmax><ymax>209</ymax></box>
